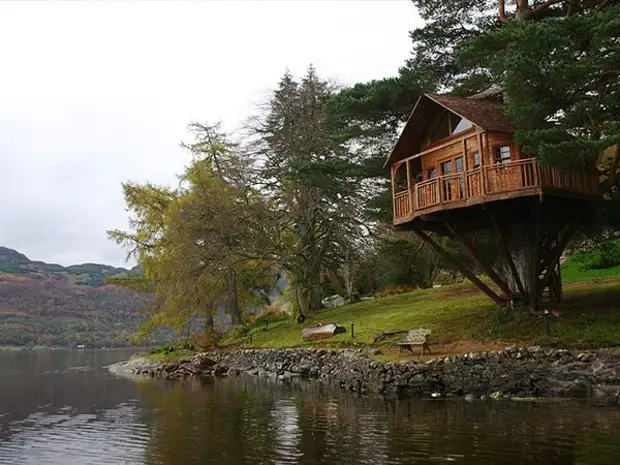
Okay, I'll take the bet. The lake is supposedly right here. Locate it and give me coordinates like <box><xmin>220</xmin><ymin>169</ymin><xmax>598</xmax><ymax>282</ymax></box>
<box><xmin>1</xmin><ymin>349</ymin><xmax>620</xmax><ymax>464</ymax></box>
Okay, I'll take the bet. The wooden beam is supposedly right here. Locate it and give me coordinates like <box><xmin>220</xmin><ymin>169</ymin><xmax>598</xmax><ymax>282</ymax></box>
<box><xmin>446</xmin><ymin>224</ymin><xmax>514</xmax><ymax>299</ymax></box>
<box><xmin>406</xmin><ymin>159</ymin><xmax>414</xmax><ymax>212</ymax></box>
<box><xmin>398</xmin><ymin>130</ymin><xmax>477</xmax><ymax>165</ymax></box>
<box><xmin>414</xmin><ymin>230</ymin><xmax>505</xmax><ymax>307</ymax></box>
<box><xmin>539</xmin><ymin>218</ymin><xmax>581</xmax><ymax>292</ymax></box>
<box><xmin>487</xmin><ymin>207</ymin><xmax>528</xmax><ymax>302</ymax></box>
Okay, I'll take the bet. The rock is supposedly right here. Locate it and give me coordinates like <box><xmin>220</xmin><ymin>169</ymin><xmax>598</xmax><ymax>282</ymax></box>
<box><xmin>109</xmin><ymin>346</ymin><xmax>620</xmax><ymax>402</ymax></box>
<box><xmin>490</xmin><ymin>391</ymin><xmax>503</xmax><ymax>400</ymax></box>
<box><xmin>593</xmin><ymin>385</ymin><xmax>620</xmax><ymax>405</ymax></box>
<box><xmin>431</xmin><ymin>392</ymin><xmax>441</xmax><ymax>398</ymax></box>
<box><xmin>464</xmin><ymin>394</ymin><xmax>475</xmax><ymax>402</ymax></box>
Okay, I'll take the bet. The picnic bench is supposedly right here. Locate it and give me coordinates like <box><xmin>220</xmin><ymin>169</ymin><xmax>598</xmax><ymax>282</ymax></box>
<box><xmin>397</xmin><ymin>329</ymin><xmax>432</xmax><ymax>355</ymax></box>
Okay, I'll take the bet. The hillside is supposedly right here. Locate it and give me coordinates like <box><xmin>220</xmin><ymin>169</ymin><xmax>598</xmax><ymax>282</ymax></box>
<box><xmin>0</xmin><ymin>247</ymin><xmax>150</xmax><ymax>347</ymax></box>
<box><xmin>223</xmin><ymin>279</ymin><xmax>620</xmax><ymax>352</ymax></box>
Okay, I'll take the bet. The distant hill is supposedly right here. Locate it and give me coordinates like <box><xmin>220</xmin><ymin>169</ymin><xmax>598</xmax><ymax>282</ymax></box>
<box><xmin>0</xmin><ymin>247</ymin><xmax>152</xmax><ymax>347</ymax></box>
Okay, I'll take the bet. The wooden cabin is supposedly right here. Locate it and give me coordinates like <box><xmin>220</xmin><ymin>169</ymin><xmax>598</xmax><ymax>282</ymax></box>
<box><xmin>387</xmin><ymin>94</ymin><xmax>600</xmax><ymax>229</ymax></box>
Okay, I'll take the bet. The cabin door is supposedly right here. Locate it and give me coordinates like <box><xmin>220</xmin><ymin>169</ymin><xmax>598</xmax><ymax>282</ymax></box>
<box><xmin>440</xmin><ymin>160</ymin><xmax>453</xmax><ymax>201</ymax></box>
<box><xmin>455</xmin><ymin>156</ymin><xmax>465</xmax><ymax>199</ymax></box>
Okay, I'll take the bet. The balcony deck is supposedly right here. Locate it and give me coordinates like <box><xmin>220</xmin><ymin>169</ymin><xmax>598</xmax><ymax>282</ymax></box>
<box><xmin>393</xmin><ymin>158</ymin><xmax>600</xmax><ymax>225</ymax></box>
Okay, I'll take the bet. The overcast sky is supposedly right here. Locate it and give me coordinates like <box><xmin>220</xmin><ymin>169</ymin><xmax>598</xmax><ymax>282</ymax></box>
<box><xmin>0</xmin><ymin>1</ymin><xmax>420</xmax><ymax>268</ymax></box>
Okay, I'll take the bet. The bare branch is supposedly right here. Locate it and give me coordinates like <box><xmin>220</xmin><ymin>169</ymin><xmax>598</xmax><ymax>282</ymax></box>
<box><xmin>531</xmin><ymin>0</ymin><xmax>566</xmax><ymax>15</ymax></box>
<box><xmin>595</xmin><ymin>0</ymin><xmax>611</xmax><ymax>12</ymax></box>
<box><xmin>499</xmin><ymin>0</ymin><xmax>508</xmax><ymax>21</ymax></box>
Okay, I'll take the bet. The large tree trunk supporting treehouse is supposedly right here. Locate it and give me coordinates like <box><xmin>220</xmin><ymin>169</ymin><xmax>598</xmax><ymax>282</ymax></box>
<box><xmin>486</xmin><ymin>205</ymin><xmax>582</xmax><ymax>310</ymax></box>
<box><xmin>413</xmin><ymin>199</ymin><xmax>589</xmax><ymax>311</ymax></box>
<box><xmin>227</xmin><ymin>268</ymin><xmax>243</xmax><ymax>325</ymax></box>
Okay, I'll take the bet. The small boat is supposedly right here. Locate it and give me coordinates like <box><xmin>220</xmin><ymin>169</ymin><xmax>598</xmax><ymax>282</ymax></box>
<box><xmin>302</xmin><ymin>323</ymin><xmax>346</xmax><ymax>341</ymax></box>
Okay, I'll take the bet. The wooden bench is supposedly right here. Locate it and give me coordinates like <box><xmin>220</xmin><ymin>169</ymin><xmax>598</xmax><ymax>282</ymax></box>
<box><xmin>397</xmin><ymin>329</ymin><xmax>432</xmax><ymax>355</ymax></box>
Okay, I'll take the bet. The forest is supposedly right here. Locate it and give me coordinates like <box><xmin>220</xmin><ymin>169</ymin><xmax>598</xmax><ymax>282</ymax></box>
<box><xmin>109</xmin><ymin>0</ymin><xmax>620</xmax><ymax>344</ymax></box>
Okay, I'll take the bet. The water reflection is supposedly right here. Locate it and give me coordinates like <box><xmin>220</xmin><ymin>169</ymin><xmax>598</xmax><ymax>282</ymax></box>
<box><xmin>2</xmin><ymin>351</ymin><xmax>620</xmax><ymax>465</ymax></box>
<box><xmin>138</xmin><ymin>376</ymin><xmax>620</xmax><ymax>465</ymax></box>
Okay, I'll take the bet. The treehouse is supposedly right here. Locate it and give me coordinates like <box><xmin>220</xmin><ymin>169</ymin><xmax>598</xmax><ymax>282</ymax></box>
<box><xmin>387</xmin><ymin>94</ymin><xmax>601</xmax><ymax>309</ymax></box>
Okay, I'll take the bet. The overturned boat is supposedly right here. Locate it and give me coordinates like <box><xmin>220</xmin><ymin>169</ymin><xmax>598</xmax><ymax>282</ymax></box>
<box><xmin>302</xmin><ymin>323</ymin><xmax>347</xmax><ymax>341</ymax></box>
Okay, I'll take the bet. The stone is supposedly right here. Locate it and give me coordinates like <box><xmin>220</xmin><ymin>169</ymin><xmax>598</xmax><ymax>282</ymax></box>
<box><xmin>593</xmin><ymin>385</ymin><xmax>620</xmax><ymax>405</ymax></box>
<box><xmin>109</xmin><ymin>347</ymin><xmax>620</xmax><ymax>403</ymax></box>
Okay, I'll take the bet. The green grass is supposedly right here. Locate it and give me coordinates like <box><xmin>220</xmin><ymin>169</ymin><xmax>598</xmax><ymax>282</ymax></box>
<box><xmin>561</xmin><ymin>257</ymin><xmax>620</xmax><ymax>283</ymax></box>
<box><xmin>145</xmin><ymin>348</ymin><xmax>198</xmax><ymax>363</ymax></box>
<box><xmin>221</xmin><ymin>279</ymin><xmax>620</xmax><ymax>352</ymax></box>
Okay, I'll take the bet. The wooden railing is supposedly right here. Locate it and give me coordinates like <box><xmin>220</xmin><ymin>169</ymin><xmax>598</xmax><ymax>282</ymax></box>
<box><xmin>393</xmin><ymin>190</ymin><xmax>411</xmax><ymax>219</ymax></box>
<box><xmin>540</xmin><ymin>166</ymin><xmax>599</xmax><ymax>195</ymax></box>
<box><xmin>483</xmin><ymin>158</ymin><xmax>539</xmax><ymax>194</ymax></box>
<box><xmin>393</xmin><ymin>158</ymin><xmax>599</xmax><ymax>221</ymax></box>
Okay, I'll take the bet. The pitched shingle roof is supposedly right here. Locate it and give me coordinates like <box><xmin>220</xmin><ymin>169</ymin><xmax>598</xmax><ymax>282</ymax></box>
<box><xmin>426</xmin><ymin>94</ymin><xmax>514</xmax><ymax>134</ymax></box>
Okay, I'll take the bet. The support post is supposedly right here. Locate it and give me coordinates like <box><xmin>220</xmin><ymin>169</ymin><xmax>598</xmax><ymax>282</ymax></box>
<box><xmin>414</xmin><ymin>230</ymin><xmax>505</xmax><ymax>307</ymax></box>
<box><xmin>538</xmin><ymin>218</ymin><xmax>581</xmax><ymax>292</ymax></box>
<box><xmin>406</xmin><ymin>159</ymin><xmax>414</xmax><ymax>214</ymax></box>
<box><xmin>446</xmin><ymin>224</ymin><xmax>514</xmax><ymax>299</ymax></box>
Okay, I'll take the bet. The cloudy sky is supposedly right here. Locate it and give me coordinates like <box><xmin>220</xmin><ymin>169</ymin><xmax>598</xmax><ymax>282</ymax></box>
<box><xmin>0</xmin><ymin>1</ymin><xmax>420</xmax><ymax>268</ymax></box>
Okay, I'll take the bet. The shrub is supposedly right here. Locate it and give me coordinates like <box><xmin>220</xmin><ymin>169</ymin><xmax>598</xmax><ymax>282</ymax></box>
<box><xmin>229</xmin><ymin>325</ymin><xmax>251</xmax><ymax>339</ymax></box>
<box><xmin>149</xmin><ymin>344</ymin><xmax>175</xmax><ymax>355</ymax></box>
<box><xmin>247</xmin><ymin>307</ymin><xmax>289</xmax><ymax>325</ymax></box>
<box><xmin>378</xmin><ymin>285</ymin><xmax>417</xmax><ymax>297</ymax></box>
<box><xmin>190</xmin><ymin>331</ymin><xmax>220</xmax><ymax>349</ymax></box>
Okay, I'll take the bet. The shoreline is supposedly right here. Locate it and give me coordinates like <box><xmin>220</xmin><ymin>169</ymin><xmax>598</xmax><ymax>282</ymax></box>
<box><xmin>109</xmin><ymin>346</ymin><xmax>620</xmax><ymax>405</ymax></box>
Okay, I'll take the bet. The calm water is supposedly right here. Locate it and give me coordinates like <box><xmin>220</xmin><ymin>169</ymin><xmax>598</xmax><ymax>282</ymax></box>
<box><xmin>1</xmin><ymin>350</ymin><xmax>620</xmax><ymax>465</ymax></box>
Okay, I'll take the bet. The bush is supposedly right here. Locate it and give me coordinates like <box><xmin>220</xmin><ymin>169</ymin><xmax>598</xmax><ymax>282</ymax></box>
<box><xmin>576</xmin><ymin>241</ymin><xmax>620</xmax><ymax>270</ymax></box>
<box><xmin>378</xmin><ymin>285</ymin><xmax>417</xmax><ymax>297</ymax></box>
<box><xmin>190</xmin><ymin>331</ymin><xmax>220</xmax><ymax>349</ymax></box>
<box><xmin>229</xmin><ymin>325</ymin><xmax>251</xmax><ymax>339</ymax></box>
<box><xmin>247</xmin><ymin>306</ymin><xmax>289</xmax><ymax>326</ymax></box>
<box><xmin>149</xmin><ymin>344</ymin><xmax>175</xmax><ymax>355</ymax></box>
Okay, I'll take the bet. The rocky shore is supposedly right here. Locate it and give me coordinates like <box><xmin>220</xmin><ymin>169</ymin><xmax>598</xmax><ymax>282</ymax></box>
<box><xmin>110</xmin><ymin>347</ymin><xmax>620</xmax><ymax>404</ymax></box>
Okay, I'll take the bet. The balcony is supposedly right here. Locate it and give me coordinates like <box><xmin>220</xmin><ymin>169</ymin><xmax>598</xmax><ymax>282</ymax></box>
<box><xmin>393</xmin><ymin>158</ymin><xmax>600</xmax><ymax>224</ymax></box>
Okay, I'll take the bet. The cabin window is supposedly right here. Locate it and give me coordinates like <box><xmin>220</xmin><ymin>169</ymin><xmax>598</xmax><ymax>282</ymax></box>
<box><xmin>455</xmin><ymin>157</ymin><xmax>464</xmax><ymax>173</ymax></box>
<box><xmin>472</xmin><ymin>152</ymin><xmax>481</xmax><ymax>168</ymax></box>
<box><xmin>452</xmin><ymin>118</ymin><xmax>473</xmax><ymax>135</ymax></box>
<box><xmin>495</xmin><ymin>145</ymin><xmax>512</xmax><ymax>164</ymax></box>
<box><xmin>427</xmin><ymin>167</ymin><xmax>437</xmax><ymax>180</ymax></box>
<box><xmin>440</xmin><ymin>160</ymin><xmax>453</xmax><ymax>175</ymax></box>
<box><xmin>429</xmin><ymin>111</ymin><xmax>474</xmax><ymax>144</ymax></box>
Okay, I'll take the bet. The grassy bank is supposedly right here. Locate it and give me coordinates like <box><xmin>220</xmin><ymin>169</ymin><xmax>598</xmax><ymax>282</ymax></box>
<box><xmin>221</xmin><ymin>279</ymin><xmax>620</xmax><ymax>352</ymax></box>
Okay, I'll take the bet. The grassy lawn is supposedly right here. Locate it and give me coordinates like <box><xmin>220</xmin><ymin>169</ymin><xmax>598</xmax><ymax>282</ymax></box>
<box><xmin>221</xmin><ymin>279</ymin><xmax>620</xmax><ymax>352</ymax></box>
<box><xmin>561</xmin><ymin>257</ymin><xmax>620</xmax><ymax>283</ymax></box>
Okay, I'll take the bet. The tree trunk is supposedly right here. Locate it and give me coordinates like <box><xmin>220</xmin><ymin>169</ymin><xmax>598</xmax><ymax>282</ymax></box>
<box><xmin>499</xmin><ymin>221</ymin><xmax>539</xmax><ymax>303</ymax></box>
<box><xmin>295</xmin><ymin>284</ymin><xmax>311</xmax><ymax>319</ymax></box>
<box><xmin>309</xmin><ymin>275</ymin><xmax>322</xmax><ymax>312</ymax></box>
<box><xmin>228</xmin><ymin>268</ymin><xmax>243</xmax><ymax>325</ymax></box>
<box><xmin>205</xmin><ymin>304</ymin><xmax>215</xmax><ymax>334</ymax></box>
